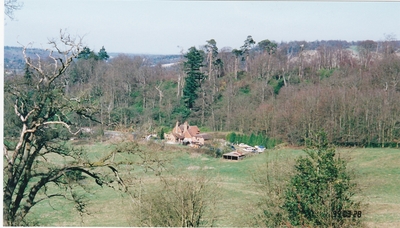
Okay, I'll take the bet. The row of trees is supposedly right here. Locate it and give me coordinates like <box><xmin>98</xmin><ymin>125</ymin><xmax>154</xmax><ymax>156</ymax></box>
<box><xmin>226</xmin><ymin>132</ymin><xmax>279</xmax><ymax>149</ymax></box>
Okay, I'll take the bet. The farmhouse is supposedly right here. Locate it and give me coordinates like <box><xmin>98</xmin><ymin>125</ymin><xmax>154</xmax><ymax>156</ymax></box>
<box><xmin>165</xmin><ymin>121</ymin><xmax>210</xmax><ymax>147</ymax></box>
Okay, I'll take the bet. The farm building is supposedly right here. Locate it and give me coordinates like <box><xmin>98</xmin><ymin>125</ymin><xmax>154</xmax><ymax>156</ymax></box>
<box><xmin>165</xmin><ymin>121</ymin><xmax>210</xmax><ymax>147</ymax></box>
<box><xmin>222</xmin><ymin>151</ymin><xmax>246</xmax><ymax>160</ymax></box>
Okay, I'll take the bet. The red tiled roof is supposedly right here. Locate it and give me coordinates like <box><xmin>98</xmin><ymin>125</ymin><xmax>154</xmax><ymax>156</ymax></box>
<box><xmin>183</xmin><ymin>131</ymin><xmax>193</xmax><ymax>138</ymax></box>
<box><xmin>172</xmin><ymin>132</ymin><xmax>184</xmax><ymax>140</ymax></box>
<box><xmin>187</xmin><ymin>126</ymin><xmax>200</xmax><ymax>137</ymax></box>
<box><xmin>196</xmin><ymin>133</ymin><xmax>210</xmax><ymax>140</ymax></box>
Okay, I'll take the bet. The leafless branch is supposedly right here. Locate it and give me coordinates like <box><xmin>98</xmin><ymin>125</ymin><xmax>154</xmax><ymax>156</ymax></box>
<box><xmin>19</xmin><ymin>42</ymin><xmax>45</xmax><ymax>77</ymax></box>
<box><xmin>34</xmin><ymin>194</ymin><xmax>66</xmax><ymax>206</ymax></box>
<box><xmin>47</xmin><ymin>50</ymin><xmax>59</xmax><ymax>75</ymax></box>
<box><xmin>5</xmin><ymin>0</ymin><xmax>23</xmax><ymax>20</ymax></box>
<box><xmin>42</xmin><ymin>121</ymin><xmax>81</xmax><ymax>135</ymax></box>
<box><xmin>14</xmin><ymin>99</ymin><xmax>37</xmax><ymax>122</ymax></box>
<box><xmin>4</xmin><ymin>146</ymin><xmax>12</xmax><ymax>165</ymax></box>
<box><xmin>108</xmin><ymin>166</ymin><xmax>128</xmax><ymax>192</ymax></box>
<box><xmin>69</xmin><ymin>97</ymin><xmax>81</xmax><ymax>102</ymax></box>
<box><xmin>18</xmin><ymin>31</ymin><xmax>83</xmax><ymax>89</ymax></box>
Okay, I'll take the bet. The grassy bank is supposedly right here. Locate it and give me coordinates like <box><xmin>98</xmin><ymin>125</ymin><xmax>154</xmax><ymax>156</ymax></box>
<box><xmin>25</xmin><ymin>142</ymin><xmax>400</xmax><ymax>227</ymax></box>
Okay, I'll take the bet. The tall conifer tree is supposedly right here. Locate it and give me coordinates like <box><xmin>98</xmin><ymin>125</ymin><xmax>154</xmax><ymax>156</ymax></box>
<box><xmin>182</xmin><ymin>47</ymin><xmax>205</xmax><ymax>109</ymax></box>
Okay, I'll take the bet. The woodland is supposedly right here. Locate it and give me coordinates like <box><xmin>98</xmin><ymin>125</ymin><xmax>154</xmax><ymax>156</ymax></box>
<box><xmin>3</xmin><ymin>31</ymin><xmax>400</xmax><ymax>226</ymax></box>
<box><xmin>3</xmin><ymin>0</ymin><xmax>400</xmax><ymax>226</ymax></box>
<box><xmin>5</xmin><ymin>36</ymin><xmax>400</xmax><ymax>147</ymax></box>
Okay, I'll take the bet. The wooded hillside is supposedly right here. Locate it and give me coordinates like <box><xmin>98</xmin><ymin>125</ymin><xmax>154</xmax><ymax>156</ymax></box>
<box><xmin>4</xmin><ymin>38</ymin><xmax>400</xmax><ymax>147</ymax></box>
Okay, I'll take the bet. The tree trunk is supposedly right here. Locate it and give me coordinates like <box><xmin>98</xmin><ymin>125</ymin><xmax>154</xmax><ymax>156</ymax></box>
<box><xmin>234</xmin><ymin>57</ymin><xmax>238</xmax><ymax>80</ymax></box>
<box><xmin>201</xmin><ymin>88</ymin><xmax>205</xmax><ymax>125</ymax></box>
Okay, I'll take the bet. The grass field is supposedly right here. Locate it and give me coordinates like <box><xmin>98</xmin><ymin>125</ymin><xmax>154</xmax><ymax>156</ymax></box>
<box><xmin>25</xmin><ymin>141</ymin><xmax>400</xmax><ymax>227</ymax></box>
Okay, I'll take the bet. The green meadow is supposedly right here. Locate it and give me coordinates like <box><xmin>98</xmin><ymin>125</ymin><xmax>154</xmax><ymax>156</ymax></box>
<box><xmin>25</xmin><ymin>142</ymin><xmax>400</xmax><ymax>227</ymax></box>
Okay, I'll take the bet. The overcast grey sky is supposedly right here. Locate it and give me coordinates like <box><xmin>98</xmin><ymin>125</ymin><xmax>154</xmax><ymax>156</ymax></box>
<box><xmin>4</xmin><ymin>1</ymin><xmax>400</xmax><ymax>55</ymax></box>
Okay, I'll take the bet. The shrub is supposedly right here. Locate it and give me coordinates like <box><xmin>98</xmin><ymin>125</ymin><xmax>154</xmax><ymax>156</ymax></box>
<box><xmin>318</xmin><ymin>68</ymin><xmax>335</xmax><ymax>79</ymax></box>
<box><xmin>283</xmin><ymin>131</ymin><xmax>362</xmax><ymax>227</ymax></box>
<box><xmin>159</xmin><ymin>128</ymin><xmax>165</xmax><ymax>140</ymax></box>
<box><xmin>135</xmin><ymin>172</ymin><xmax>221</xmax><ymax>227</ymax></box>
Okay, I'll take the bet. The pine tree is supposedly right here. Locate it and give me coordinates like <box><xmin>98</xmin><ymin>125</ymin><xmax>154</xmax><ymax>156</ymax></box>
<box><xmin>182</xmin><ymin>47</ymin><xmax>205</xmax><ymax>109</ymax></box>
<box><xmin>98</xmin><ymin>46</ymin><xmax>109</xmax><ymax>61</ymax></box>
<box><xmin>77</xmin><ymin>47</ymin><xmax>98</xmax><ymax>60</ymax></box>
<box><xmin>249</xmin><ymin>133</ymin><xmax>256</xmax><ymax>146</ymax></box>
<box><xmin>227</xmin><ymin>132</ymin><xmax>236</xmax><ymax>143</ymax></box>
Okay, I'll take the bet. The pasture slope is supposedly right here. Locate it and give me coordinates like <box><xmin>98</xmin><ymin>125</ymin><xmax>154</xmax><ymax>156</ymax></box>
<box><xmin>26</xmin><ymin>142</ymin><xmax>400</xmax><ymax>227</ymax></box>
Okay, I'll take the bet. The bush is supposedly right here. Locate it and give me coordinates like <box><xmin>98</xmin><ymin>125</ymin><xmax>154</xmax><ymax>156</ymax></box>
<box><xmin>159</xmin><ymin>128</ymin><xmax>165</xmax><ymax>140</ymax></box>
<box><xmin>268</xmin><ymin>77</ymin><xmax>284</xmax><ymax>95</ymax></box>
<box><xmin>318</xmin><ymin>68</ymin><xmax>335</xmax><ymax>79</ymax></box>
<box><xmin>283</xmin><ymin>131</ymin><xmax>362</xmax><ymax>227</ymax></box>
<box><xmin>134</xmin><ymin>172</ymin><xmax>221</xmax><ymax>227</ymax></box>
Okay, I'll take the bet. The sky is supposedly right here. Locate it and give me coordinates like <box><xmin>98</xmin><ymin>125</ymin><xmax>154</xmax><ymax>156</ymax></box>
<box><xmin>4</xmin><ymin>0</ymin><xmax>400</xmax><ymax>55</ymax></box>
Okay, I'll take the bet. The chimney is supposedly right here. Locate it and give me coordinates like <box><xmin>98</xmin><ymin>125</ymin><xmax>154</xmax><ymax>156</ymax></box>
<box><xmin>175</xmin><ymin>121</ymin><xmax>180</xmax><ymax>133</ymax></box>
<box><xmin>183</xmin><ymin>121</ymin><xmax>189</xmax><ymax>133</ymax></box>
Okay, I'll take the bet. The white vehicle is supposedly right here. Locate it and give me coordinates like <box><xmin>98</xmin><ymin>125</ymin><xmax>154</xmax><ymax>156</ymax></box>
<box><xmin>255</xmin><ymin>145</ymin><xmax>266</xmax><ymax>152</ymax></box>
<box><xmin>243</xmin><ymin>147</ymin><xmax>257</xmax><ymax>152</ymax></box>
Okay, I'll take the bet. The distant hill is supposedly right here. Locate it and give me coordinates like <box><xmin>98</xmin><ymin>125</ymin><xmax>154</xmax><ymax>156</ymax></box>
<box><xmin>4</xmin><ymin>46</ymin><xmax>50</xmax><ymax>72</ymax></box>
<box><xmin>107</xmin><ymin>53</ymin><xmax>182</xmax><ymax>67</ymax></box>
<box><xmin>4</xmin><ymin>46</ymin><xmax>182</xmax><ymax>72</ymax></box>
<box><xmin>6</xmin><ymin>39</ymin><xmax>399</xmax><ymax>72</ymax></box>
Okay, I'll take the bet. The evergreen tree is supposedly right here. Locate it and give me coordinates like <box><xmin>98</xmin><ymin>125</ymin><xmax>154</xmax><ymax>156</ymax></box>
<box><xmin>255</xmin><ymin>134</ymin><xmax>264</xmax><ymax>146</ymax></box>
<box><xmin>258</xmin><ymin>39</ymin><xmax>278</xmax><ymax>55</ymax></box>
<box><xmin>235</xmin><ymin>134</ymin><xmax>241</xmax><ymax>144</ymax></box>
<box><xmin>159</xmin><ymin>128</ymin><xmax>165</xmax><ymax>140</ymax></box>
<box><xmin>77</xmin><ymin>47</ymin><xmax>98</xmax><ymax>60</ymax></box>
<box><xmin>205</xmin><ymin>39</ymin><xmax>221</xmax><ymax>77</ymax></box>
<box><xmin>98</xmin><ymin>46</ymin><xmax>109</xmax><ymax>61</ymax></box>
<box><xmin>182</xmin><ymin>47</ymin><xmax>205</xmax><ymax>109</ymax></box>
<box><xmin>241</xmin><ymin>35</ymin><xmax>256</xmax><ymax>55</ymax></box>
<box><xmin>227</xmin><ymin>132</ymin><xmax>237</xmax><ymax>143</ymax></box>
<box><xmin>283</xmin><ymin>131</ymin><xmax>361</xmax><ymax>227</ymax></box>
<box><xmin>241</xmin><ymin>36</ymin><xmax>256</xmax><ymax>64</ymax></box>
<box><xmin>249</xmin><ymin>133</ymin><xmax>256</xmax><ymax>146</ymax></box>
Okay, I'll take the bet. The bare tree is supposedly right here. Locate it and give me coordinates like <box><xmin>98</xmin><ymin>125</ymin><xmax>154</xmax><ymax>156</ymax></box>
<box><xmin>358</xmin><ymin>40</ymin><xmax>377</xmax><ymax>69</ymax></box>
<box><xmin>232</xmin><ymin>49</ymin><xmax>242</xmax><ymax>80</ymax></box>
<box><xmin>3</xmin><ymin>31</ymin><xmax>146</xmax><ymax>226</ymax></box>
